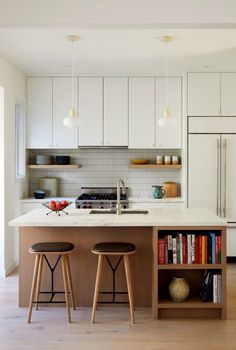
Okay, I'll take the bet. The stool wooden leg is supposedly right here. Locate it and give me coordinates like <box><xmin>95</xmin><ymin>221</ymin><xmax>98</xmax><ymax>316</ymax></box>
<box><xmin>35</xmin><ymin>254</ymin><xmax>43</xmax><ymax>310</ymax></box>
<box><xmin>124</xmin><ymin>255</ymin><xmax>135</xmax><ymax>324</ymax></box>
<box><xmin>28</xmin><ymin>254</ymin><xmax>40</xmax><ymax>323</ymax></box>
<box><xmin>65</xmin><ymin>254</ymin><xmax>76</xmax><ymax>310</ymax></box>
<box><xmin>61</xmin><ymin>255</ymin><xmax>71</xmax><ymax>323</ymax></box>
<box><xmin>91</xmin><ymin>254</ymin><xmax>104</xmax><ymax>323</ymax></box>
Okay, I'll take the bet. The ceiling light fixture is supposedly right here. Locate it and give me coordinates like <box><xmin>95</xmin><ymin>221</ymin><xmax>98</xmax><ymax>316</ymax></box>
<box><xmin>157</xmin><ymin>35</ymin><xmax>177</xmax><ymax>128</ymax></box>
<box><xmin>63</xmin><ymin>35</ymin><xmax>80</xmax><ymax>128</ymax></box>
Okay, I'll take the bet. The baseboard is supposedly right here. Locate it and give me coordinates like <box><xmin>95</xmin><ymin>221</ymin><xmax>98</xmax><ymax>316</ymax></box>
<box><xmin>4</xmin><ymin>260</ymin><xmax>18</xmax><ymax>276</ymax></box>
<box><xmin>227</xmin><ymin>257</ymin><xmax>236</xmax><ymax>263</ymax></box>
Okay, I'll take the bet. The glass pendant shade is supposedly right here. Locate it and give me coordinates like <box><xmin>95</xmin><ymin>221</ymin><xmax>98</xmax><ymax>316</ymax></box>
<box><xmin>63</xmin><ymin>109</ymin><xmax>80</xmax><ymax>128</ymax></box>
<box><xmin>158</xmin><ymin>108</ymin><xmax>177</xmax><ymax>127</ymax></box>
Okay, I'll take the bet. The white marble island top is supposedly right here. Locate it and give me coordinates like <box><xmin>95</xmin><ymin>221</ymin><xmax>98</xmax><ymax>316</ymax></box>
<box><xmin>9</xmin><ymin>208</ymin><xmax>226</xmax><ymax>227</ymax></box>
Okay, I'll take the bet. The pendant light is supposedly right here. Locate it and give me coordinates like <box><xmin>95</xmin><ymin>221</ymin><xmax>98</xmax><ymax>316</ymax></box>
<box><xmin>158</xmin><ymin>35</ymin><xmax>177</xmax><ymax>127</ymax></box>
<box><xmin>63</xmin><ymin>35</ymin><xmax>80</xmax><ymax>128</ymax></box>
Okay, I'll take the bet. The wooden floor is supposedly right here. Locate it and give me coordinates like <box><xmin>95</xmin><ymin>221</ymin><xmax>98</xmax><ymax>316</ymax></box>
<box><xmin>1</xmin><ymin>265</ymin><xmax>236</xmax><ymax>350</ymax></box>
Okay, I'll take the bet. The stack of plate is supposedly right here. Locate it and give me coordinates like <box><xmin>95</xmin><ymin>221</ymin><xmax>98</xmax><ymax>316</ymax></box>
<box><xmin>35</xmin><ymin>155</ymin><xmax>52</xmax><ymax>165</ymax></box>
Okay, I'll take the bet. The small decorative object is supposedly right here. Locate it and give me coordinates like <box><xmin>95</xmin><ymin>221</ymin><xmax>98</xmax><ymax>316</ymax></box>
<box><xmin>171</xmin><ymin>155</ymin><xmax>179</xmax><ymax>165</ymax></box>
<box><xmin>164</xmin><ymin>155</ymin><xmax>171</xmax><ymax>165</ymax></box>
<box><xmin>42</xmin><ymin>200</ymin><xmax>72</xmax><ymax>216</ymax></box>
<box><xmin>169</xmin><ymin>277</ymin><xmax>190</xmax><ymax>302</ymax></box>
<box><xmin>152</xmin><ymin>185</ymin><xmax>166</xmax><ymax>199</ymax></box>
<box><xmin>156</xmin><ymin>155</ymin><xmax>163</xmax><ymax>165</ymax></box>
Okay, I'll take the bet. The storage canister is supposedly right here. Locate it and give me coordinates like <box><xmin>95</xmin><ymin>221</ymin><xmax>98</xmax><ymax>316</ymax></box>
<box><xmin>162</xmin><ymin>181</ymin><xmax>178</xmax><ymax>197</ymax></box>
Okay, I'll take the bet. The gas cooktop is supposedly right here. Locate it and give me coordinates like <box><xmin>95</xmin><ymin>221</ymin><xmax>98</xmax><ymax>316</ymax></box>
<box><xmin>75</xmin><ymin>187</ymin><xmax>129</xmax><ymax>209</ymax></box>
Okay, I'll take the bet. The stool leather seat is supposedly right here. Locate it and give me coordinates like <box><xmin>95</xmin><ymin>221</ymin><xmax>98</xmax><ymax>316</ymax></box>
<box><xmin>92</xmin><ymin>242</ymin><xmax>136</xmax><ymax>253</ymax></box>
<box><xmin>30</xmin><ymin>242</ymin><xmax>75</xmax><ymax>253</ymax></box>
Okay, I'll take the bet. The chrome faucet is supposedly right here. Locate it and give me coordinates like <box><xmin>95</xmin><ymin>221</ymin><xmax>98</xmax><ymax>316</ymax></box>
<box><xmin>116</xmin><ymin>179</ymin><xmax>126</xmax><ymax>215</ymax></box>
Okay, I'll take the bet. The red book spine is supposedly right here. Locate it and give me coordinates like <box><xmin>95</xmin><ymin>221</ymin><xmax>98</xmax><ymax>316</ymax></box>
<box><xmin>158</xmin><ymin>239</ymin><xmax>165</xmax><ymax>264</ymax></box>
<box><xmin>205</xmin><ymin>235</ymin><xmax>208</xmax><ymax>264</ymax></box>
<box><xmin>183</xmin><ymin>236</ymin><xmax>187</xmax><ymax>264</ymax></box>
<box><xmin>199</xmin><ymin>236</ymin><xmax>202</xmax><ymax>264</ymax></box>
<box><xmin>195</xmin><ymin>236</ymin><xmax>199</xmax><ymax>264</ymax></box>
<box><xmin>216</xmin><ymin>236</ymin><xmax>219</xmax><ymax>264</ymax></box>
<box><xmin>218</xmin><ymin>235</ymin><xmax>222</xmax><ymax>263</ymax></box>
<box><xmin>164</xmin><ymin>236</ymin><xmax>168</xmax><ymax>264</ymax></box>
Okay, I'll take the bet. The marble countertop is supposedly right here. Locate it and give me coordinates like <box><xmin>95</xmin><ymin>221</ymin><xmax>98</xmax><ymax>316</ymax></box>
<box><xmin>9</xmin><ymin>208</ymin><xmax>226</xmax><ymax>227</ymax></box>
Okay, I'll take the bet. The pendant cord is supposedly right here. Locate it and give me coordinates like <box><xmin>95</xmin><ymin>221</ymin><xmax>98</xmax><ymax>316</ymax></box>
<box><xmin>165</xmin><ymin>41</ymin><xmax>168</xmax><ymax>111</ymax></box>
<box><xmin>71</xmin><ymin>40</ymin><xmax>74</xmax><ymax>110</ymax></box>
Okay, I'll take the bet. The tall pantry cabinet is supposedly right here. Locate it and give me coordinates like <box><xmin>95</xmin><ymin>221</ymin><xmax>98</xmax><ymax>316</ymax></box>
<box><xmin>187</xmin><ymin>72</ymin><xmax>236</xmax><ymax>256</ymax></box>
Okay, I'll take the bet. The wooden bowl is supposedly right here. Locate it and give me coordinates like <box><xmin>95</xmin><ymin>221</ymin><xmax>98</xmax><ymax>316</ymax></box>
<box><xmin>130</xmin><ymin>159</ymin><xmax>150</xmax><ymax>165</ymax></box>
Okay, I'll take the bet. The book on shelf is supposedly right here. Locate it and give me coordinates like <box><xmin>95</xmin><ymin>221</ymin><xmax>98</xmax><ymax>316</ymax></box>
<box><xmin>157</xmin><ymin>232</ymin><xmax>222</xmax><ymax>265</ymax></box>
<box><xmin>200</xmin><ymin>271</ymin><xmax>222</xmax><ymax>303</ymax></box>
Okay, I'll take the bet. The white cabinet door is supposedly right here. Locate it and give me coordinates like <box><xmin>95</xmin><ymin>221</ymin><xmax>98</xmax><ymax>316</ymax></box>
<box><xmin>53</xmin><ymin>78</ymin><xmax>78</xmax><ymax>149</ymax></box>
<box><xmin>78</xmin><ymin>78</ymin><xmax>103</xmax><ymax>146</ymax></box>
<box><xmin>129</xmin><ymin>78</ymin><xmax>155</xmax><ymax>148</ymax></box>
<box><xmin>222</xmin><ymin>134</ymin><xmax>236</xmax><ymax>221</ymax></box>
<box><xmin>104</xmin><ymin>78</ymin><xmax>128</xmax><ymax>146</ymax></box>
<box><xmin>221</xmin><ymin>73</ymin><xmax>236</xmax><ymax>116</ymax></box>
<box><xmin>187</xmin><ymin>73</ymin><xmax>221</xmax><ymax>117</ymax></box>
<box><xmin>188</xmin><ymin>134</ymin><xmax>220</xmax><ymax>215</ymax></box>
<box><xmin>27</xmin><ymin>78</ymin><xmax>53</xmax><ymax>148</ymax></box>
<box><xmin>156</xmin><ymin>77</ymin><xmax>182</xmax><ymax>148</ymax></box>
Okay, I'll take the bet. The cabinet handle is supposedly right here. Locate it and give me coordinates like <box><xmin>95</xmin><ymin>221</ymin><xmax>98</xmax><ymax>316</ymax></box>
<box><xmin>216</xmin><ymin>139</ymin><xmax>220</xmax><ymax>216</ymax></box>
<box><xmin>224</xmin><ymin>139</ymin><xmax>227</xmax><ymax>217</ymax></box>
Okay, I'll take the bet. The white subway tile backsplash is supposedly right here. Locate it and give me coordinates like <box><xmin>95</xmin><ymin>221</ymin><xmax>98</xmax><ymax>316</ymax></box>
<box><xmin>29</xmin><ymin>149</ymin><xmax>182</xmax><ymax>197</ymax></box>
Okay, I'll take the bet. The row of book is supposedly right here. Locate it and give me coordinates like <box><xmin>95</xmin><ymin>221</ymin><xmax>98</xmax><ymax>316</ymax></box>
<box><xmin>200</xmin><ymin>271</ymin><xmax>222</xmax><ymax>303</ymax></box>
<box><xmin>158</xmin><ymin>233</ymin><xmax>222</xmax><ymax>264</ymax></box>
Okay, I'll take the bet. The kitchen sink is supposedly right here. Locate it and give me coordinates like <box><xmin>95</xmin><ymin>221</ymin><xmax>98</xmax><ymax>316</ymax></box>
<box><xmin>90</xmin><ymin>209</ymin><xmax>149</xmax><ymax>215</ymax></box>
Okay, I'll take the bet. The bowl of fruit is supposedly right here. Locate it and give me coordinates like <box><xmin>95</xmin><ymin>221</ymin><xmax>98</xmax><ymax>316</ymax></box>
<box><xmin>42</xmin><ymin>200</ymin><xmax>72</xmax><ymax>216</ymax></box>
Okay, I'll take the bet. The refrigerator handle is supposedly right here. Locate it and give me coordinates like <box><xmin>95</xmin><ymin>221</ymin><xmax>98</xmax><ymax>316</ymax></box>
<box><xmin>217</xmin><ymin>138</ymin><xmax>220</xmax><ymax>216</ymax></box>
<box><xmin>223</xmin><ymin>139</ymin><xmax>227</xmax><ymax>217</ymax></box>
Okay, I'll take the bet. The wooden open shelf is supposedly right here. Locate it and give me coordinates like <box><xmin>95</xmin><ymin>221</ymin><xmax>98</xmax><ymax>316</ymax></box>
<box><xmin>158</xmin><ymin>264</ymin><xmax>223</xmax><ymax>270</ymax></box>
<box><xmin>128</xmin><ymin>164</ymin><xmax>181</xmax><ymax>169</ymax></box>
<box><xmin>152</xmin><ymin>226</ymin><xmax>227</xmax><ymax>320</ymax></box>
<box><xmin>28</xmin><ymin>164</ymin><xmax>81</xmax><ymax>169</ymax></box>
<box><xmin>158</xmin><ymin>296</ymin><xmax>223</xmax><ymax>309</ymax></box>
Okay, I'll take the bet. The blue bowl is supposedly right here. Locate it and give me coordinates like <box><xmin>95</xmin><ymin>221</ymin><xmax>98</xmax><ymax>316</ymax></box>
<box><xmin>34</xmin><ymin>190</ymin><xmax>45</xmax><ymax>199</ymax></box>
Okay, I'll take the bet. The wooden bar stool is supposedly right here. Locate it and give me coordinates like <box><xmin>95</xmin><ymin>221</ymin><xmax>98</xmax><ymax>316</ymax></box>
<box><xmin>28</xmin><ymin>241</ymin><xmax>76</xmax><ymax>323</ymax></box>
<box><xmin>91</xmin><ymin>242</ymin><xmax>136</xmax><ymax>324</ymax></box>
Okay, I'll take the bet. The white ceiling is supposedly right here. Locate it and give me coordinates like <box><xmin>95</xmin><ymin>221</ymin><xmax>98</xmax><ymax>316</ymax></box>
<box><xmin>1</xmin><ymin>28</ymin><xmax>236</xmax><ymax>75</ymax></box>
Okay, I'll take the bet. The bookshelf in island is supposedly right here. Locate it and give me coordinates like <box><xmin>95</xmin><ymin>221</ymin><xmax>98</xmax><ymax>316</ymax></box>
<box><xmin>152</xmin><ymin>226</ymin><xmax>226</xmax><ymax>319</ymax></box>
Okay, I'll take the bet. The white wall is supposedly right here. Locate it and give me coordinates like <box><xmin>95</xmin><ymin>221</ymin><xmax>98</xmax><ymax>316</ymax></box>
<box><xmin>0</xmin><ymin>55</ymin><xmax>26</xmax><ymax>276</ymax></box>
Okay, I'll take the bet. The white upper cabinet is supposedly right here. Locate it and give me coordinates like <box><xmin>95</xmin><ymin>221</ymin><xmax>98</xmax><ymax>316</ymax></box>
<box><xmin>78</xmin><ymin>78</ymin><xmax>103</xmax><ymax>146</ymax></box>
<box><xmin>53</xmin><ymin>78</ymin><xmax>78</xmax><ymax>149</ymax></box>
<box><xmin>156</xmin><ymin>77</ymin><xmax>182</xmax><ymax>148</ymax></box>
<box><xmin>129</xmin><ymin>78</ymin><xmax>155</xmax><ymax>148</ymax></box>
<box><xmin>104</xmin><ymin>78</ymin><xmax>128</xmax><ymax>146</ymax></box>
<box><xmin>27</xmin><ymin>78</ymin><xmax>53</xmax><ymax>148</ymax></box>
<box><xmin>221</xmin><ymin>73</ymin><xmax>236</xmax><ymax>116</ymax></box>
<box><xmin>188</xmin><ymin>73</ymin><xmax>221</xmax><ymax>116</ymax></box>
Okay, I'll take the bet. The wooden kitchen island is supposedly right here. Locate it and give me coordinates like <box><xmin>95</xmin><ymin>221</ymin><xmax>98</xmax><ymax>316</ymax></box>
<box><xmin>9</xmin><ymin>208</ymin><xmax>227</xmax><ymax>319</ymax></box>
